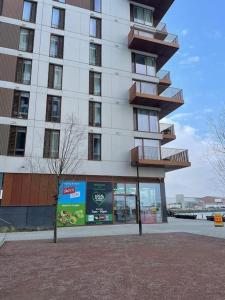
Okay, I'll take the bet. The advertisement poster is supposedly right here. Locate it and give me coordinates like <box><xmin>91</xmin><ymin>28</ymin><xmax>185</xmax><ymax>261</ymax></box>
<box><xmin>57</xmin><ymin>181</ymin><xmax>86</xmax><ymax>227</ymax></box>
<box><xmin>86</xmin><ymin>182</ymin><xmax>113</xmax><ymax>225</ymax></box>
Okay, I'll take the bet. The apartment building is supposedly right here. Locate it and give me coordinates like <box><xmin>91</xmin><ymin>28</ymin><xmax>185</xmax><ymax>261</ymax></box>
<box><xmin>0</xmin><ymin>0</ymin><xmax>190</xmax><ymax>225</ymax></box>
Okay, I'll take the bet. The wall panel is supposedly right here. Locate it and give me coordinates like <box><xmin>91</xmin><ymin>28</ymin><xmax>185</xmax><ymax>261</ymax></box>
<box><xmin>2</xmin><ymin>0</ymin><xmax>23</xmax><ymax>20</ymax></box>
<box><xmin>0</xmin><ymin>54</ymin><xmax>17</xmax><ymax>83</ymax></box>
<box><xmin>0</xmin><ymin>87</ymin><xmax>14</xmax><ymax>117</ymax></box>
<box><xmin>0</xmin><ymin>22</ymin><xmax>20</xmax><ymax>50</ymax></box>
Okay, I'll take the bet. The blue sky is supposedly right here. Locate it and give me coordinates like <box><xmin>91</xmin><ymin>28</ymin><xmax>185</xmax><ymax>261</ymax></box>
<box><xmin>164</xmin><ymin>0</ymin><xmax>225</xmax><ymax>135</ymax></box>
<box><xmin>161</xmin><ymin>0</ymin><xmax>225</xmax><ymax>198</ymax></box>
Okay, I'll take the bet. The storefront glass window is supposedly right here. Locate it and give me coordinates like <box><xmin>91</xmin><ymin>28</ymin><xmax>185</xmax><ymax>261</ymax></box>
<box><xmin>140</xmin><ymin>183</ymin><xmax>162</xmax><ymax>224</ymax></box>
<box><xmin>114</xmin><ymin>183</ymin><xmax>126</xmax><ymax>195</ymax></box>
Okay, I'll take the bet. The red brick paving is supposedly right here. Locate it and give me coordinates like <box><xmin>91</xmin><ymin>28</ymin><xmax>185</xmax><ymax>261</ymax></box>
<box><xmin>0</xmin><ymin>233</ymin><xmax>225</xmax><ymax>300</ymax></box>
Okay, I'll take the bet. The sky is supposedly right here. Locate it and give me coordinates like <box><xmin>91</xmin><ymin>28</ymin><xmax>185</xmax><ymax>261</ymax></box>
<box><xmin>161</xmin><ymin>0</ymin><xmax>225</xmax><ymax>198</ymax></box>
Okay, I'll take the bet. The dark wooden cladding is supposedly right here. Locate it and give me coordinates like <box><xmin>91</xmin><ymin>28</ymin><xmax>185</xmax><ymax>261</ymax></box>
<box><xmin>0</xmin><ymin>87</ymin><xmax>14</xmax><ymax>117</ymax></box>
<box><xmin>2</xmin><ymin>174</ymin><xmax>163</xmax><ymax>206</ymax></box>
<box><xmin>66</xmin><ymin>0</ymin><xmax>91</xmax><ymax>10</ymax></box>
<box><xmin>0</xmin><ymin>22</ymin><xmax>20</xmax><ymax>50</ymax></box>
<box><xmin>0</xmin><ymin>54</ymin><xmax>17</xmax><ymax>83</ymax></box>
<box><xmin>0</xmin><ymin>124</ymin><xmax>10</xmax><ymax>155</ymax></box>
<box><xmin>1</xmin><ymin>0</ymin><xmax>23</xmax><ymax>20</ymax></box>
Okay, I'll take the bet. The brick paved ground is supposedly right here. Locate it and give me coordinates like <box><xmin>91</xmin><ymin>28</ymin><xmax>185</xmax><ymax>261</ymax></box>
<box><xmin>1</xmin><ymin>233</ymin><xmax>225</xmax><ymax>300</ymax></box>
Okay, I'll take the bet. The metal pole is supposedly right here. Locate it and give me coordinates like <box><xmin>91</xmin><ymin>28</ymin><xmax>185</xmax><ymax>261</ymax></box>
<box><xmin>136</xmin><ymin>164</ymin><xmax>142</xmax><ymax>236</ymax></box>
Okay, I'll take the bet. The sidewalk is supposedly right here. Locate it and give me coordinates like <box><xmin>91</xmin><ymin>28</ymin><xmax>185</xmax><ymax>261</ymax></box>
<box><xmin>2</xmin><ymin>218</ymin><xmax>225</xmax><ymax>242</ymax></box>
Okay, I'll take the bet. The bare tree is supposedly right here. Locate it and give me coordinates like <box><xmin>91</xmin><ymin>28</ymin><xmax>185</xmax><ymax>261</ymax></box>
<box><xmin>209</xmin><ymin>108</ymin><xmax>225</xmax><ymax>193</ymax></box>
<box><xmin>27</xmin><ymin>115</ymin><xmax>86</xmax><ymax>243</ymax></box>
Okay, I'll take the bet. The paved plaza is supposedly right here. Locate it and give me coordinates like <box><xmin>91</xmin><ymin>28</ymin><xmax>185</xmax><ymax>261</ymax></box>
<box><xmin>1</xmin><ymin>233</ymin><xmax>225</xmax><ymax>300</ymax></box>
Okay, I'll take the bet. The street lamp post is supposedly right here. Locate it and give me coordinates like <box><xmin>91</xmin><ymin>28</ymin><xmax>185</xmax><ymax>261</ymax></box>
<box><xmin>136</xmin><ymin>164</ymin><xmax>142</xmax><ymax>236</ymax></box>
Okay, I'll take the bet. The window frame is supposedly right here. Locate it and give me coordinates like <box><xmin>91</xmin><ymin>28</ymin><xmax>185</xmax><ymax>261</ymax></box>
<box><xmin>8</xmin><ymin>126</ymin><xmax>27</xmax><ymax>157</ymax></box>
<box><xmin>132</xmin><ymin>53</ymin><xmax>156</xmax><ymax>77</ymax></box>
<box><xmin>43</xmin><ymin>129</ymin><xmax>60</xmax><ymax>159</ymax></box>
<box><xmin>89</xmin><ymin>71</ymin><xmax>101</xmax><ymax>96</ymax></box>
<box><xmin>11</xmin><ymin>90</ymin><xmax>30</xmax><ymax>119</ymax></box>
<box><xmin>46</xmin><ymin>95</ymin><xmax>62</xmax><ymax>123</ymax></box>
<box><xmin>89</xmin><ymin>101</ymin><xmax>102</xmax><ymax>127</ymax></box>
<box><xmin>133</xmin><ymin>107</ymin><xmax>159</xmax><ymax>133</ymax></box>
<box><xmin>48</xmin><ymin>63</ymin><xmax>63</xmax><ymax>90</ymax></box>
<box><xmin>90</xmin><ymin>17</ymin><xmax>102</xmax><ymax>39</ymax></box>
<box><xmin>88</xmin><ymin>133</ymin><xmax>101</xmax><ymax>161</ymax></box>
<box><xmin>19</xmin><ymin>27</ymin><xmax>34</xmax><ymax>53</ymax></box>
<box><xmin>22</xmin><ymin>0</ymin><xmax>37</xmax><ymax>23</ymax></box>
<box><xmin>89</xmin><ymin>43</ymin><xmax>102</xmax><ymax>66</ymax></box>
<box><xmin>51</xmin><ymin>6</ymin><xmax>65</xmax><ymax>30</ymax></box>
<box><xmin>15</xmin><ymin>58</ymin><xmax>32</xmax><ymax>85</ymax></box>
<box><xmin>49</xmin><ymin>34</ymin><xmax>64</xmax><ymax>59</ymax></box>
<box><xmin>91</xmin><ymin>0</ymin><xmax>101</xmax><ymax>13</ymax></box>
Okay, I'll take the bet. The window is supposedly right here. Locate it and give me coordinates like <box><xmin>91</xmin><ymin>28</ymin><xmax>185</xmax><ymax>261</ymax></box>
<box><xmin>15</xmin><ymin>58</ymin><xmax>32</xmax><ymax>85</ymax></box>
<box><xmin>50</xmin><ymin>34</ymin><xmax>64</xmax><ymax>58</ymax></box>
<box><xmin>134</xmin><ymin>80</ymin><xmax>157</xmax><ymax>95</ymax></box>
<box><xmin>89</xmin><ymin>101</ymin><xmax>101</xmax><ymax>127</ymax></box>
<box><xmin>90</xmin><ymin>17</ymin><xmax>101</xmax><ymax>39</ymax></box>
<box><xmin>89</xmin><ymin>71</ymin><xmax>101</xmax><ymax>96</ymax></box>
<box><xmin>135</xmin><ymin>138</ymin><xmax>160</xmax><ymax>160</ymax></box>
<box><xmin>43</xmin><ymin>129</ymin><xmax>60</xmax><ymax>158</ymax></box>
<box><xmin>12</xmin><ymin>91</ymin><xmax>30</xmax><ymax>119</ymax></box>
<box><xmin>52</xmin><ymin>7</ymin><xmax>65</xmax><ymax>30</ymax></box>
<box><xmin>0</xmin><ymin>0</ymin><xmax>3</xmax><ymax>15</ymax></box>
<box><xmin>48</xmin><ymin>64</ymin><xmax>63</xmax><ymax>90</ymax></box>
<box><xmin>91</xmin><ymin>0</ymin><xmax>101</xmax><ymax>13</ymax></box>
<box><xmin>88</xmin><ymin>133</ymin><xmax>101</xmax><ymax>161</ymax></box>
<box><xmin>8</xmin><ymin>126</ymin><xmax>27</xmax><ymax>156</ymax></box>
<box><xmin>134</xmin><ymin>108</ymin><xmax>159</xmax><ymax>133</ymax></box>
<box><xmin>132</xmin><ymin>53</ymin><xmax>156</xmax><ymax>76</ymax></box>
<box><xmin>89</xmin><ymin>43</ymin><xmax>101</xmax><ymax>66</ymax></box>
<box><xmin>19</xmin><ymin>28</ymin><xmax>34</xmax><ymax>52</ymax></box>
<box><xmin>22</xmin><ymin>1</ymin><xmax>37</xmax><ymax>23</ymax></box>
<box><xmin>46</xmin><ymin>95</ymin><xmax>61</xmax><ymax>123</ymax></box>
<box><xmin>130</xmin><ymin>4</ymin><xmax>153</xmax><ymax>26</ymax></box>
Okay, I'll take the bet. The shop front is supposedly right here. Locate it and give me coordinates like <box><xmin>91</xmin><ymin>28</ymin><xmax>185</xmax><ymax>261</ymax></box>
<box><xmin>57</xmin><ymin>180</ymin><xmax>164</xmax><ymax>227</ymax></box>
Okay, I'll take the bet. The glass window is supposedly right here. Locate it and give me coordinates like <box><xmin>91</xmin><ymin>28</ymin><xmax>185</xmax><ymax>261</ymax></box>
<box><xmin>89</xmin><ymin>101</ymin><xmax>101</xmax><ymax>127</ymax></box>
<box><xmin>52</xmin><ymin>7</ymin><xmax>65</xmax><ymax>29</ymax></box>
<box><xmin>90</xmin><ymin>17</ymin><xmax>101</xmax><ymax>38</ymax></box>
<box><xmin>132</xmin><ymin>53</ymin><xmax>156</xmax><ymax>77</ymax></box>
<box><xmin>50</xmin><ymin>34</ymin><xmax>64</xmax><ymax>58</ymax></box>
<box><xmin>8</xmin><ymin>126</ymin><xmax>27</xmax><ymax>156</ymax></box>
<box><xmin>140</xmin><ymin>183</ymin><xmax>162</xmax><ymax>223</ymax></box>
<box><xmin>16</xmin><ymin>58</ymin><xmax>32</xmax><ymax>85</ymax></box>
<box><xmin>12</xmin><ymin>91</ymin><xmax>30</xmax><ymax>119</ymax></box>
<box><xmin>132</xmin><ymin>5</ymin><xmax>153</xmax><ymax>26</ymax></box>
<box><xmin>90</xmin><ymin>43</ymin><xmax>101</xmax><ymax>66</ymax></box>
<box><xmin>89</xmin><ymin>133</ymin><xmax>101</xmax><ymax>160</ymax></box>
<box><xmin>91</xmin><ymin>0</ymin><xmax>101</xmax><ymax>13</ymax></box>
<box><xmin>22</xmin><ymin>1</ymin><xmax>37</xmax><ymax>23</ymax></box>
<box><xmin>134</xmin><ymin>138</ymin><xmax>160</xmax><ymax>160</ymax></box>
<box><xmin>134</xmin><ymin>108</ymin><xmax>159</xmax><ymax>133</ymax></box>
<box><xmin>46</xmin><ymin>95</ymin><xmax>61</xmax><ymax>123</ymax></box>
<box><xmin>89</xmin><ymin>71</ymin><xmax>101</xmax><ymax>96</ymax></box>
<box><xmin>48</xmin><ymin>64</ymin><xmax>63</xmax><ymax>90</ymax></box>
<box><xmin>23</xmin><ymin>60</ymin><xmax>32</xmax><ymax>84</ymax></box>
<box><xmin>43</xmin><ymin>129</ymin><xmax>60</xmax><ymax>158</ymax></box>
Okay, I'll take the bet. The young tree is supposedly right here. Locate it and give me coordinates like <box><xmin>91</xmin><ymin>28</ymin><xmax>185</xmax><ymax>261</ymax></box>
<box><xmin>27</xmin><ymin>116</ymin><xmax>86</xmax><ymax>243</ymax></box>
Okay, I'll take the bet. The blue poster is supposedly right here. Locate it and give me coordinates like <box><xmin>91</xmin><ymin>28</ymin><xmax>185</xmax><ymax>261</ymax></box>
<box><xmin>57</xmin><ymin>181</ymin><xmax>86</xmax><ymax>227</ymax></box>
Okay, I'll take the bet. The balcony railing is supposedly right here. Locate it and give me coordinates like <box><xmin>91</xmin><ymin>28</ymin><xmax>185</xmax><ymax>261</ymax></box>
<box><xmin>160</xmin><ymin>123</ymin><xmax>175</xmax><ymax>135</ymax></box>
<box><xmin>156</xmin><ymin>22</ymin><xmax>167</xmax><ymax>33</ymax></box>
<box><xmin>156</xmin><ymin>70</ymin><xmax>171</xmax><ymax>82</ymax></box>
<box><xmin>131</xmin><ymin>146</ymin><xmax>190</xmax><ymax>170</ymax></box>
<box><xmin>130</xmin><ymin>27</ymin><xmax>179</xmax><ymax>47</ymax></box>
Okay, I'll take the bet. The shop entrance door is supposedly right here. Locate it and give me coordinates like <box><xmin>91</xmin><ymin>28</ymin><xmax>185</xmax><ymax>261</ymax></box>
<box><xmin>114</xmin><ymin>195</ymin><xmax>137</xmax><ymax>224</ymax></box>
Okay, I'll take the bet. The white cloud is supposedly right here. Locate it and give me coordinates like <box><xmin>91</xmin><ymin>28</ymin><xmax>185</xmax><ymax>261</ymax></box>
<box><xmin>181</xmin><ymin>29</ymin><xmax>189</xmax><ymax>36</ymax></box>
<box><xmin>163</xmin><ymin>118</ymin><xmax>222</xmax><ymax>198</ymax></box>
<box><xmin>179</xmin><ymin>56</ymin><xmax>200</xmax><ymax>65</ymax></box>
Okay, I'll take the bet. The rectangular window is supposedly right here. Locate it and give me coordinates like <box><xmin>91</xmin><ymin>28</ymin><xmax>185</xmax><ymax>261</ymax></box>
<box><xmin>15</xmin><ymin>58</ymin><xmax>32</xmax><ymax>85</ymax></box>
<box><xmin>90</xmin><ymin>17</ymin><xmax>101</xmax><ymax>39</ymax></box>
<box><xmin>43</xmin><ymin>129</ymin><xmax>60</xmax><ymax>158</ymax></box>
<box><xmin>46</xmin><ymin>95</ymin><xmax>61</xmax><ymax>123</ymax></box>
<box><xmin>131</xmin><ymin>4</ymin><xmax>153</xmax><ymax>26</ymax></box>
<box><xmin>88</xmin><ymin>133</ymin><xmax>101</xmax><ymax>161</ymax></box>
<box><xmin>89</xmin><ymin>43</ymin><xmax>101</xmax><ymax>66</ymax></box>
<box><xmin>134</xmin><ymin>80</ymin><xmax>157</xmax><ymax>95</ymax></box>
<box><xmin>50</xmin><ymin>34</ymin><xmax>64</xmax><ymax>58</ymax></box>
<box><xmin>19</xmin><ymin>28</ymin><xmax>34</xmax><ymax>52</ymax></box>
<box><xmin>89</xmin><ymin>71</ymin><xmax>101</xmax><ymax>96</ymax></box>
<box><xmin>22</xmin><ymin>1</ymin><xmax>37</xmax><ymax>23</ymax></box>
<box><xmin>8</xmin><ymin>126</ymin><xmax>27</xmax><ymax>156</ymax></box>
<box><xmin>89</xmin><ymin>101</ymin><xmax>101</xmax><ymax>127</ymax></box>
<box><xmin>0</xmin><ymin>0</ymin><xmax>3</xmax><ymax>15</ymax></box>
<box><xmin>135</xmin><ymin>138</ymin><xmax>160</xmax><ymax>160</ymax></box>
<box><xmin>48</xmin><ymin>64</ymin><xmax>63</xmax><ymax>90</ymax></box>
<box><xmin>12</xmin><ymin>91</ymin><xmax>30</xmax><ymax>119</ymax></box>
<box><xmin>134</xmin><ymin>108</ymin><xmax>159</xmax><ymax>133</ymax></box>
<box><xmin>52</xmin><ymin>7</ymin><xmax>65</xmax><ymax>30</ymax></box>
<box><xmin>91</xmin><ymin>0</ymin><xmax>101</xmax><ymax>13</ymax></box>
<box><xmin>132</xmin><ymin>53</ymin><xmax>156</xmax><ymax>76</ymax></box>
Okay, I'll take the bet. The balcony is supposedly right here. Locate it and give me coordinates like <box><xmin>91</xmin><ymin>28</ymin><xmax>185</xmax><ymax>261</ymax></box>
<box><xmin>131</xmin><ymin>146</ymin><xmax>191</xmax><ymax>171</ymax></box>
<box><xmin>128</xmin><ymin>27</ymin><xmax>179</xmax><ymax>70</ymax></box>
<box><xmin>129</xmin><ymin>82</ymin><xmax>184</xmax><ymax>119</ymax></box>
<box><xmin>157</xmin><ymin>70</ymin><xmax>171</xmax><ymax>94</ymax></box>
<box><xmin>132</xmin><ymin>0</ymin><xmax>174</xmax><ymax>25</ymax></box>
<box><xmin>160</xmin><ymin>123</ymin><xmax>176</xmax><ymax>145</ymax></box>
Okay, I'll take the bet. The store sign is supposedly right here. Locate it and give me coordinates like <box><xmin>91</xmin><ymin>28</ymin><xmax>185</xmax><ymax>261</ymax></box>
<box><xmin>86</xmin><ymin>182</ymin><xmax>113</xmax><ymax>225</ymax></box>
<box><xmin>57</xmin><ymin>181</ymin><xmax>86</xmax><ymax>227</ymax></box>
